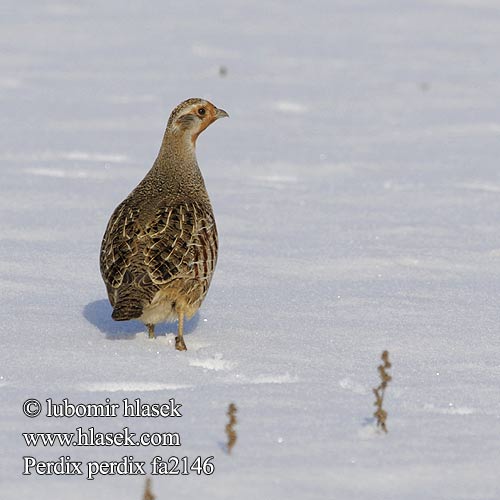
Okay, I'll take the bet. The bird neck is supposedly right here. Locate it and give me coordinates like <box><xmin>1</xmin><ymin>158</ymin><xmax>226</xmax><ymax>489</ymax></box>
<box><xmin>159</xmin><ymin>128</ymin><xmax>197</xmax><ymax>161</ymax></box>
<box><xmin>149</xmin><ymin>129</ymin><xmax>208</xmax><ymax>199</ymax></box>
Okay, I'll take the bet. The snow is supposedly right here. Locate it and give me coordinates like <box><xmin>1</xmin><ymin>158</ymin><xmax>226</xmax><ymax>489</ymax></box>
<box><xmin>2</xmin><ymin>0</ymin><xmax>500</xmax><ymax>498</ymax></box>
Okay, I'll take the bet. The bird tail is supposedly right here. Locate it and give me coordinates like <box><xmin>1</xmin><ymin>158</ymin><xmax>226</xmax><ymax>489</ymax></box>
<box><xmin>112</xmin><ymin>301</ymin><xmax>143</xmax><ymax>321</ymax></box>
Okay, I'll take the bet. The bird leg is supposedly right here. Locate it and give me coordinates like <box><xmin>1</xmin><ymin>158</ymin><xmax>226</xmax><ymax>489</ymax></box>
<box><xmin>175</xmin><ymin>312</ymin><xmax>187</xmax><ymax>351</ymax></box>
<box><xmin>147</xmin><ymin>324</ymin><xmax>155</xmax><ymax>339</ymax></box>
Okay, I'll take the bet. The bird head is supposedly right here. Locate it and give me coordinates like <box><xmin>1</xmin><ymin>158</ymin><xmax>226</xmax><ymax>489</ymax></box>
<box><xmin>167</xmin><ymin>98</ymin><xmax>229</xmax><ymax>145</ymax></box>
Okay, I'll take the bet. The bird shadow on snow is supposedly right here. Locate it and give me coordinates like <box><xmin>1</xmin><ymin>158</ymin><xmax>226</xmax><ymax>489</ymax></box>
<box><xmin>83</xmin><ymin>299</ymin><xmax>200</xmax><ymax>341</ymax></box>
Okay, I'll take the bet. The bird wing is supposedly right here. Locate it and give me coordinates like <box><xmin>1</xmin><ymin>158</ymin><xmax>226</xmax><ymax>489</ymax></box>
<box><xmin>100</xmin><ymin>201</ymin><xmax>142</xmax><ymax>293</ymax></box>
<box><xmin>143</xmin><ymin>201</ymin><xmax>218</xmax><ymax>291</ymax></box>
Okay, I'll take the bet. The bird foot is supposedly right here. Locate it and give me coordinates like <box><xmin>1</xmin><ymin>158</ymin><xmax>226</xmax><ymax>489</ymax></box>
<box><xmin>175</xmin><ymin>336</ymin><xmax>187</xmax><ymax>351</ymax></box>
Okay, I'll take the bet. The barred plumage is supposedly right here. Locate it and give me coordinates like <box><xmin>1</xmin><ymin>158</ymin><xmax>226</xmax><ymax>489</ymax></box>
<box><xmin>99</xmin><ymin>98</ymin><xmax>228</xmax><ymax>350</ymax></box>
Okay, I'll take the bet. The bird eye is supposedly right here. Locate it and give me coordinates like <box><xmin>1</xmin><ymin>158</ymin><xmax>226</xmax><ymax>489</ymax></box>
<box><xmin>197</xmin><ymin>107</ymin><xmax>206</xmax><ymax>116</ymax></box>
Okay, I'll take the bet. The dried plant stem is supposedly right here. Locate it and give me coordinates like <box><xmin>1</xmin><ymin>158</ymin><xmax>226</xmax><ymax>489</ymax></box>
<box><xmin>143</xmin><ymin>477</ymin><xmax>155</xmax><ymax>500</ymax></box>
<box><xmin>225</xmin><ymin>403</ymin><xmax>238</xmax><ymax>454</ymax></box>
<box><xmin>373</xmin><ymin>350</ymin><xmax>392</xmax><ymax>433</ymax></box>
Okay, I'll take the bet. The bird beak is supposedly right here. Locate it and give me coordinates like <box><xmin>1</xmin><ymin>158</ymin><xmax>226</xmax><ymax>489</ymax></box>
<box><xmin>215</xmin><ymin>108</ymin><xmax>229</xmax><ymax>119</ymax></box>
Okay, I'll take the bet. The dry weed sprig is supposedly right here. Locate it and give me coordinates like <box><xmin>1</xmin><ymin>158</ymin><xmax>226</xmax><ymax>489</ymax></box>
<box><xmin>372</xmin><ymin>350</ymin><xmax>392</xmax><ymax>433</ymax></box>
<box><xmin>142</xmin><ymin>477</ymin><xmax>155</xmax><ymax>500</ymax></box>
<box><xmin>225</xmin><ymin>402</ymin><xmax>238</xmax><ymax>454</ymax></box>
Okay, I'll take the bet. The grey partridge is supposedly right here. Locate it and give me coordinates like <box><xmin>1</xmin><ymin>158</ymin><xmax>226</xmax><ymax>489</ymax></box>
<box><xmin>100</xmin><ymin>98</ymin><xmax>228</xmax><ymax>350</ymax></box>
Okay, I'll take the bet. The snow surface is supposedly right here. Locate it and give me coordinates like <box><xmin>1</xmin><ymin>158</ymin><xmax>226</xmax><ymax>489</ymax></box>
<box><xmin>2</xmin><ymin>0</ymin><xmax>500</xmax><ymax>499</ymax></box>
